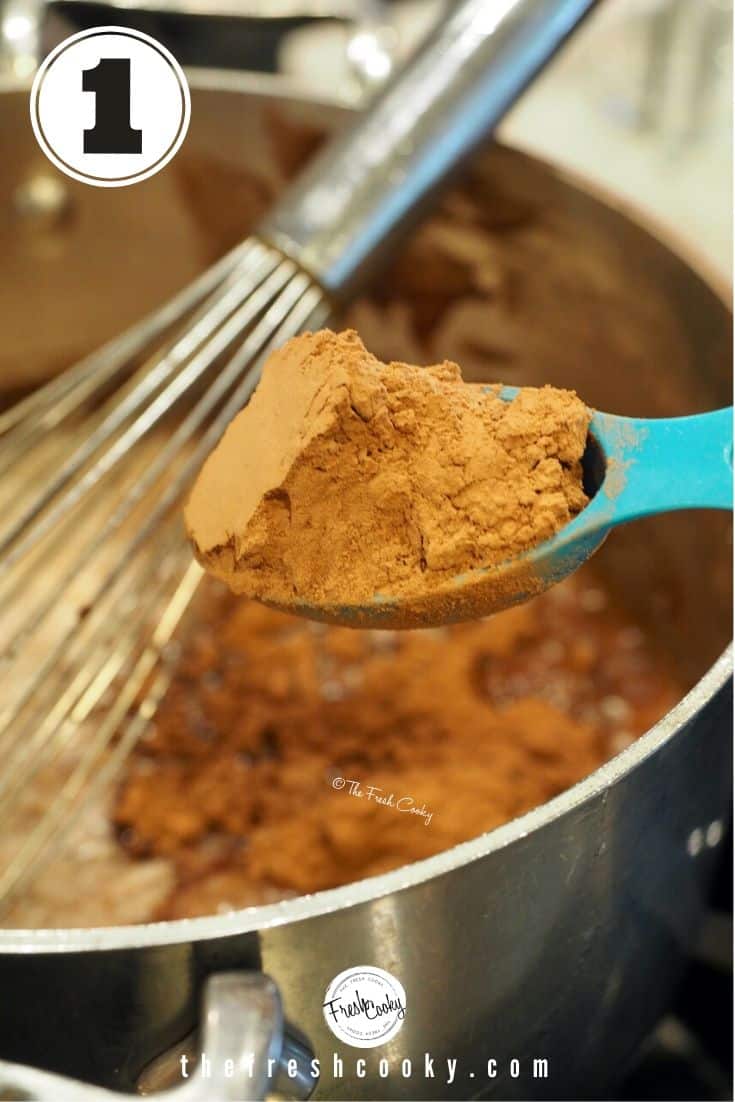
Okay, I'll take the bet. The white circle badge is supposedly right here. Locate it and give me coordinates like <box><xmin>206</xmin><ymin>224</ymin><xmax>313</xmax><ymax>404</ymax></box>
<box><xmin>323</xmin><ymin>966</ymin><xmax>406</xmax><ymax>1048</ymax></box>
<box><xmin>30</xmin><ymin>27</ymin><xmax>190</xmax><ymax>188</ymax></box>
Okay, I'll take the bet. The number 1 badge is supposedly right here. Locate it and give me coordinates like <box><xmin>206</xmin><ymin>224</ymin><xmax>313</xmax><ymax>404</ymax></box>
<box><xmin>30</xmin><ymin>27</ymin><xmax>190</xmax><ymax>187</ymax></box>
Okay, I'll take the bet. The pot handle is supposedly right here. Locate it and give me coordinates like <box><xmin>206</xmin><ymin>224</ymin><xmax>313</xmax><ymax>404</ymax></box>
<box><xmin>0</xmin><ymin>972</ymin><xmax>314</xmax><ymax>1101</ymax></box>
<box><xmin>177</xmin><ymin>971</ymin><xmax>286</xmax><ymax>1100</ymax></box>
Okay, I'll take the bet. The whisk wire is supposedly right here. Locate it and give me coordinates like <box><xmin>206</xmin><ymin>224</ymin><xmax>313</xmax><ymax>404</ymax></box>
<box><xmin>0</xmin><ymin>245</ymin><xmax>287</xmax><ymax>565</ymax></box>
<box><xmin>0</xmin><ymin>239</ymin><xmax>253</xmax><ymax>445</ymax></box>
<box><xmin>0</xmin><ymin>242</ymin><xmax>329</xmax><ymax>911</ymax></box>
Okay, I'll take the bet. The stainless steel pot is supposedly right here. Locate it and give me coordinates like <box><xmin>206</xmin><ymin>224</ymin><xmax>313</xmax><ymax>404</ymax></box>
<box><xmin>0</xmin><ymin>70</ymin><xmax>731</xmax><ymax>1101</ymax></box>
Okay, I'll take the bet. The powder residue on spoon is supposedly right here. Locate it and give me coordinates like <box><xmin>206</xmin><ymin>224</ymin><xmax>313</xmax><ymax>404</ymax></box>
<box><xmin>185</xmin><ymin>329</ymin><xmax>590</xmax><ymax>606</ymax></box>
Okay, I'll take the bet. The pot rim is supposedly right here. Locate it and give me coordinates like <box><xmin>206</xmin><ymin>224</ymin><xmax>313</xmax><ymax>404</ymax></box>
<box><xmin>0</xmin><ymin>68</ymin><xmax>731</xmax><ymax>953</ymax></box>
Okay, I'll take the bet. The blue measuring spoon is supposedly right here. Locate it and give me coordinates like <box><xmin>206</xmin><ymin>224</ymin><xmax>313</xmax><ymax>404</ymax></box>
<box><xmin>274</xmin><ymin>396</ymin><xmax>733</xmax><ymax>629</ymax></box>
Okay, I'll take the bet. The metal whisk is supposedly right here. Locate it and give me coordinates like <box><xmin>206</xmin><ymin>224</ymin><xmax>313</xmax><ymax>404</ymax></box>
<box><xmin>0</xmin><ymin>0</ymin><xmax>598</xmax><ymax>911</ymax></box>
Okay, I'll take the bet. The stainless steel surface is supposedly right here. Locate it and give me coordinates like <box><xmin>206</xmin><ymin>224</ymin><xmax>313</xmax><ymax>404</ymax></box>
<box><xmin>344</xmin><ymin>0</ymin><xmax>397</xmax><ymax>92</ymax></box>
<box><xmin>0</xmin><ymin>971</ymin><xmax>298</xmax><ymax>1100</ymax></box>
<box><xmin>262</xmin><ymin>0</ymin><xmax>600</xmax><ymax>298</ymax></box>
<box><xmin>0</xmin><ymin>0</ymin><xmax>42</xmax><ymax>76</ymax></box>
<box><xmin>0</xmin><ymin>72</ymin><xmax>731</xmax><ymax>1101</ymax></box>
<box><xmin>195</xmin><ymin>972</ymin><xmax>284</xmax><ymax>1100</ymax></box>
<box><xmin>52</xmin><ymin>0</ymin><xmax>361</xmax><ymax>17</ymax></box>
<box><xmin>39</xmin><ymin>0</ymin><xmax>367</xmax><ymax>78</ymax></box>
<box><xmin>3</xmin><ymin>0</ymin><xmax>405</xmax><ymax>98</ymax></box>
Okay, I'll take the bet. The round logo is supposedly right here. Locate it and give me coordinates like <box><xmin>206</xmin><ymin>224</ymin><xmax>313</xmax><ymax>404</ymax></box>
<box><xmin>323</xmin><ymin>966</ymin><xmax>406</xmax><ymax>1048</ymax></box>
<box><xmin>30</xmin><ymin>27</ymin><xmax>190</xmax><ymax>188</ymax></box>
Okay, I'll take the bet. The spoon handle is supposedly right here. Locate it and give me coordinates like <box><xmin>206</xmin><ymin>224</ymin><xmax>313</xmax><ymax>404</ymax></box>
<box><xmin>592</xmin><ymin>407</ymin><xmax>733</xmax><ymax>525</ymax></box>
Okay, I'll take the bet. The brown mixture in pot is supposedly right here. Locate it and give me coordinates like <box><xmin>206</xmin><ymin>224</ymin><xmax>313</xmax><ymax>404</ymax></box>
<box><xmin>114</xmin><ymin>567</ymin><xmax>680</xmax><ymax>920</ymax></box>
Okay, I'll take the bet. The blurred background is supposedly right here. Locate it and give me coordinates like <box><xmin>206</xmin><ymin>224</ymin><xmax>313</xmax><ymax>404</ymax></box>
<box><xmin>2</xmin><ymin>0</ymin><xmax>732</xmax><ymax>280</ymax></box>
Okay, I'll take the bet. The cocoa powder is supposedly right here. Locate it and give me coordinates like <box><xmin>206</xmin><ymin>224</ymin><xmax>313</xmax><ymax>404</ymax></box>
<box><xmin>185</xmin><ymin>330</ymin><xmax>590</xmax><ymax>609</ymax></box>
<box><xmin>113</xmin><ymin>570</ymin><xmax>681</xmax><ymax>920</ymax></box>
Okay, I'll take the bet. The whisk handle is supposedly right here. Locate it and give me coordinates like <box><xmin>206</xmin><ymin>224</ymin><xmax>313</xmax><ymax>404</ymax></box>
<box><xmin>260</xmin><ymin>0</ymin><xmax>599</xmax><ymax>300</ymax></box>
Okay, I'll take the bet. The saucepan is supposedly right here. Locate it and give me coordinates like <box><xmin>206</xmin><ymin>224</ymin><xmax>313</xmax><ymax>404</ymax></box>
<box><xmin>0</xmin><ymin>70</ymin><xmax>731</xmax><ymax>1100</ymax></box>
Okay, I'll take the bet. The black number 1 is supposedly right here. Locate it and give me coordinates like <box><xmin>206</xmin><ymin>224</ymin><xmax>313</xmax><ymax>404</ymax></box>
<box><xmin>83</xmin><ymin>58</ymin><xmax>142</xmax><ymax>154</ymax></box>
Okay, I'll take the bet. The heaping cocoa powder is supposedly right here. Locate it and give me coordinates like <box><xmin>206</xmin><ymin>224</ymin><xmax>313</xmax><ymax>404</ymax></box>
<box><xmin>185</xmin><ymin>330</ymin><xmax>590</xmax><ymax>611</ymax></box>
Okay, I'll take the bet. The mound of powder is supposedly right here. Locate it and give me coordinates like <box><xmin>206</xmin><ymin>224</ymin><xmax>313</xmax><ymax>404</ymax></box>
<box><xmin>184</xmin><ymin>330</ymin><xmax>590</xmax><ymax>606</ymax></box>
